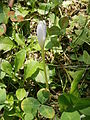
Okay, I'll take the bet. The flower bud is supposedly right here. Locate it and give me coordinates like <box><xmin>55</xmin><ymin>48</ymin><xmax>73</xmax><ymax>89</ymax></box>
<box><xmin>37</xmin><ymin>21</ymin><xmax>46</xmax><ymax>48</ymax></box>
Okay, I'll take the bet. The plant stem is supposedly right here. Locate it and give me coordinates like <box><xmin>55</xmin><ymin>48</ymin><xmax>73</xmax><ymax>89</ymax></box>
<box><xmin>41</xmin><ymin>47</ymin><xmax>49</xmax><ymax>89</ymax></box>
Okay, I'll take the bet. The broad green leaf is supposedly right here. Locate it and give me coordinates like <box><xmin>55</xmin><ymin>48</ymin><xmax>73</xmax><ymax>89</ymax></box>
<box><xmin>24</xmin><ymin>60</ymin><xmax>40</xmax><ymax>79</ymax></box>
<box><xmin>1</xmin><ymin>60</ymin><xmax>12</xmax><ymax>76</ymax></box>
<box><xmin>35</xmin><ymin>69</ymin><xmax>52</xmax><ymax>84</ymax></box>
<box><xmin>59</xmin><ymin>16</ymin><xmax>69</xmax><ymax>28</ymax></box>
<box><xmin>83</xmin><ymin>50</ymin><xmax>90</xmax><ymax>64</ymax></box>
<box><xmin>25</xmin><ymin>113</ymin><xmax>34</xmax><ymax>120</ymax></box>
<box><xmin>48</xmin><ymin>26</ymin><xmax>60</xmax><ymax>36</ymax></box>
<box><xmin>0</xmin><ymin>4</ymin><xmax>10</xmax><ymax>24</ymax></box>
<box><xmin>61</xmin><ymin>111</ymin><xmax>80</xmax><ymax>120</ymax></box>
<box><xmin>16</xmin><ymin>88</ymin><xmax>27</xmax><ymax>100</ymax></box>
<box><xmin>80</xmin><ymin>107</ymin><xmax>90</xmax><ymax>116</ymax></box>
<box><xmin>58</xmin><ymin>93</ymin><xmax>73</xmax><ymax>112</ymax></box>
<box><xmin>70</xmin><ymin>70</ymin><xmax>85</xmax><ymax>95</ymax></box>
<box><xmin>45</xmin><ymin>36</ymin><xmax>59</xmax><ymax>49</ymax></box>
<box><xmin>38</xmin><ymin>3</ymin><xmax>51</xmax><ymax>15</ymax></box>
<box><xmin>0</xmin><ymin>37</ymin><xmax>14</xmax><ymax>51</ymax></box>
<box><xmin>39</xmin><ymin>105</ymin><xmax>55</xmax><ymax>119</ymax></box>
<box><xmin>37</xmin><ymin>88</ymin><xmax>50</xmax><ymax>104</ymax></box>
<box><xmin>58</xmin><ymin>93</ymin><xmax>90</xmax><ymax>112</ymax></box>
<box><xmin>17</xmin><ymin>7</ymin><xmax>29</xmax><ymax>17</ymax></box>
<box><xmin>14</xmin><ymin>49</ymin><xmax>26</xmax><ymax>73</ymax></box>
<box><xmin>21</xmin><ymin>97</ymin><xmax>40</xmax><ymax>117</ymax></box>
<box><xmin>35</xmin><ymin>65</ymin><xmax>54</xmax><ymax>84</ymax></box>
<box><xmin>0</xmin><ymin>71</ymin><xmax>5</xmax><ymax>79</ymax></box>
<box><xmin>35</xmin><ymin>70</ymin><xmax>48</xmax><ymax>84</ymax></box>
<box><xmin>0</xmin><ymin>88</ymin><xmax>6</xmax><ymax>104</ymax></box>
<box><xmin>14</xmin><ymin>33</ymin><xmax>25</xmax><ymax>47</ymax></box>
<box><xmin>74</xmin><ymin>98</ymin><xmax>90</xmax><ymax>110</ymax></box>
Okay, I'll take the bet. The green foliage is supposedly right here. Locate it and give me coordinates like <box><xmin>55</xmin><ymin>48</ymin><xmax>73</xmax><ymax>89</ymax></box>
<box><xmin>58</xmin><ymin>93</ymin><xmax>90</xmax><ymax>112</ymax></box>
<box><xmin>61</xmin><ymin>111</ymin><xmax>80</xmax><ymax>120</ymax></box>
<box><xmin>0</xmin><ymin>88</ymin><xmax>6</xmax><ymax>104</ymax></box>
<box><xmin>39</xmin><ymin>105</ymin><xmax>55</xmax><ymax>119</ymax></box>
<box><xmin>24</xmin><ymin>59</ymin><xmax>40</xmax><ymax>79</ymax></box>
<box><xmin>0</xmin><ymin>0</ymin><xmax>90</xmax><ymax>119</ymax></box>
<box><xmin>0</xmin><ymin>37</ymin><xmax>14</xmax><ymax>51</ymax></box>
<box><xmin>0</xmin><ymin>4</ymin><xmax>10</xmax><ymax>24</ymax></box>
<box><xmin>70</xmin><ymin>70</ymin><xmax>85</xmax><ymax>96</ymax></box>
<box><xmin>37</xmin><ymin>88</ymin><xmax>50</xmax><ymax>104</ymax></box>
<box><xmin>21</xmin><ymin>97</ymin><xmax>40</xmax><ymax>118</ymax></box>
<box><xmin>16</xmin><ymin>88</ymin><xmax>27</xmax><ymax>100</ymax></box>
<box><xmin>14</xmin><ymin>49</ymin><xmax>26</xmax><ymax>73</ymax></box>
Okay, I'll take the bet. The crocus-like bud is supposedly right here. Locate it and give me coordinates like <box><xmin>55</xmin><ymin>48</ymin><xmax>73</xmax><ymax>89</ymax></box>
<box><xmin>37</xmin><ymin>21</ymin><xmax>46</xmax><ymax>48</ymax></box>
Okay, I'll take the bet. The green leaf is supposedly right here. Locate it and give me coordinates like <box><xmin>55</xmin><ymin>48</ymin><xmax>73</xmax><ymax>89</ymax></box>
<box><xmin>35</xmin><ymin>68</ymin><xmax>52</xmax><ymax>84</ymax></box>
<box><xmin>80</xmin><ymin>107</ymin><xmax>90</xmax><ymax>116</ymax></box>
<box><xmin>0</xmin><ymin>4</ymin><xmax>10</xmax><ymax>24</ymax></box>
<box><xmin>61</xmin><ymin>111</ymin><xmax>80</xmax><ymax>120</ymax></box>
<box><xmin>39</xmin><ymin>105</ymin><xmax>55</xmax><ymax>119</ymax></box>
<box><xmin>14</xmin><ymin>49</ymin><xmax>26</xmax><ymax>73</ymax></box>
<box><xmin>24</xmin><ymin>60</ymin><xmax>40</xmax><ymax>79</ymax></box>
<box><xmin>21</xmin><ymin>97</ymin><xmax>40</xmax><ymax>117</ymax></box>
<box><xmin>0</xmin><ymin>71</ymin><xmax>5</xmax><ymax>79</ymax></box>
<box><xmin>14</xmin><ymin>33</ymin><xmax>25</xmax><ymax>47</ymax></box>
<box><xmin>74</xmin><ymin>98</ymin><xmax>90</xmax><ymax>110</ymax></box>
<box><xmin>0</xmin><ymin>88</ymin><xmax>6</xmax><ymax>104</ymax></box>
<box><xmin>0</xmin><ymin>37</ymin><xmax>14</xmax><ymax>51</ymax></box>
<box><xmin>52</xmin><ymin>0</ymin><xmax>62</xmax><ymax>7</ymax></box>
<box><xmin>35</xmin><ymin>65</ymin><xmax>54</xmax><ymax>84</ymax></box>
<box><xmin>0</xmin><ymin>83</ymin><xmax>6</xmax><ymax>88</ymax></box>
<box><xmin>6</xmin><ymin>94</ymin><xmax>14</xmax><ymax>107</ymax></box>
<box><xmin>83</xmin><ymin>50</ymin><xmax>90</xmax><ymax>64</ymax></box>
<box><xmin>70</xmin><ymin>70</ymin><xmax>85</xmax><ymax>96</ymax></box>
<box><xmin>48</xmin><ymin>26</ymin><xmax>60</xmax><ymax>36</ymax></box>
<box><xmin>16</xmin><ymin>88</ymin><xmax>27</xmax><ymax>100</ymax></box>
<box><xmin>58</xmin><ymin>93</ymin><xmax>90</xmax><ymax>112</ymax></box>
<box><xmin>1</xmin><ymin>60</ymin><xmax>12</xmax><ymax>76</ymax></box>
<box><xmin>37</xmin><ymin>88</ymin><xmax>50</xmax><ymax>104</ymax></box>
<box><xmin>59</xmin><ymin>16</ymin><xmax>69</xmax><ymax>28</ymax></box>
<box><xmin>58</xmin><ymin>93</ymin><xmax>73</xmax><ymax>112</ymax></box>
<box><xmin>45</xmin><ymin>36</ymin><xmax>59</xmax><ymax>49</ymax></box>
<box><xmin>25</xmin><ymin>113</ymin><xmax>34</xmax><ymax>120</ymax></box>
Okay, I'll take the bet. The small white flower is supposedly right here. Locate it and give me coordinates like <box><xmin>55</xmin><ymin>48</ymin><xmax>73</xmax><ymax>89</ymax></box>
<box><xmin>37</xmin><ymin>21</ymin><xmax>46</xmax><ymax>48</ymax></box>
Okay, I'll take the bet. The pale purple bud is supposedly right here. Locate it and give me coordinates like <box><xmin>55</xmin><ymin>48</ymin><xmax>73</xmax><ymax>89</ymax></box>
<box><xmin>37</xmin><ymin>21</ymin><xmax>46</xmax><ymax>48</ymax></box>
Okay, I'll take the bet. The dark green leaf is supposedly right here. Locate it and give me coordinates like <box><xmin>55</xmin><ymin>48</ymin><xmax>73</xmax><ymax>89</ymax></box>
<box><xmin>59</xmin><ymin>16</ymin><xmax>69</xmax><ymax>28</ymax></box>
<box><xmin>83</xmin><ymin>50</ymin><xmax>90</xmax><ymax>64</ymax></box>
<box><xmin>14</xmin><ymin>49</ymin><xmax>26</xmax><ymax>73</ymax></box>
<box><xmin>48</xmin><ymin>26</ymin><xmax>60</xmax><ymax>36</ymax></box>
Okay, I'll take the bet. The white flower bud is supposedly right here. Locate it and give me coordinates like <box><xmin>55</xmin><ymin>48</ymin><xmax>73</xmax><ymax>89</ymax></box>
<box><xmin>37</xmin><ymin>21</ymin><xmax>46</xmax><ymax>48</ymax></box>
